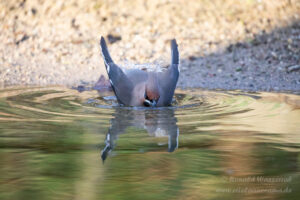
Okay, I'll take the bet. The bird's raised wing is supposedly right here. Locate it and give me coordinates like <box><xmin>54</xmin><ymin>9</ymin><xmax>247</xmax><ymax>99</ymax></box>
<box><xmin>100</xmin><ymin>37</ymin><xmax>134</xmax><ymax>105</ymax></box>
<box><xmin>157</xmin><ymin>39</ymin><xmax>180</xmax><ymax>106</ymax></box>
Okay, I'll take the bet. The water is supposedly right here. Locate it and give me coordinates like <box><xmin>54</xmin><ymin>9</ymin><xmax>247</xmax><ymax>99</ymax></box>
<box><xmin>0</xmin><ymin>86</ymin><xmax>299</xmax><ymax>200</ymax></box>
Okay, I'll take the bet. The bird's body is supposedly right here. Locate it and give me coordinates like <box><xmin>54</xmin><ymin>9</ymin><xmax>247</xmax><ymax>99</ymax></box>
<box><xmin>99</xmin><ymin>37</ymin><xmax>179</xmax><ymax>107</ymax></box>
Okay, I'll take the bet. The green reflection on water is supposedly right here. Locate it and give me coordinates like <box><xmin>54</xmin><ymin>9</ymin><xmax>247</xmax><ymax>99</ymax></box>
<box><xmin>0</xmin><ymin>87</ymin><xmax>299</xmax><ymax>200</ymax></box>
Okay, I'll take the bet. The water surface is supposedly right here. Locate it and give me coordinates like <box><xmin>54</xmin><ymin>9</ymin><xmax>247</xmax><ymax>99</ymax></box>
<box><xmin>0</xmin><ymin>87</ymin><xmax>299</xmax><ymax>200</ymax></box>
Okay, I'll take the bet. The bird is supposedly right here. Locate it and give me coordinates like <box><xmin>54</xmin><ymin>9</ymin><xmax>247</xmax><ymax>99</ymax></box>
<box><xmin>99</xmin><ymin>36</ymin><xmax>179</xmax><ymax>107</ymax></box>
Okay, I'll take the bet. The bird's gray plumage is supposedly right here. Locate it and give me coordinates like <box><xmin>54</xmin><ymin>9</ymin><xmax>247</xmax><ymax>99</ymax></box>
<box><xmin>99</xmin><ymin>36</ymin><xmax>179</xmax><ymax>107</ymax></box>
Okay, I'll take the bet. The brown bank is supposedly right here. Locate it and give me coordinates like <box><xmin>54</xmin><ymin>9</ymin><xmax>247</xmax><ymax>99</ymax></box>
<box><xmin>0</xmin><ymin>0</ymin><xmax>299</xmax><ymax>92</ymax></box>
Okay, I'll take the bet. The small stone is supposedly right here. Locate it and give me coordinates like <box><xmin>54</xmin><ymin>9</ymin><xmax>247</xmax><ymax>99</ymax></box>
<box><xmin>271</xmin><ymin>51</ymin><xmax>277</xmax><ymax>59</ymax></box>
<box><xmin>286</xmin><ymin>65</ymin><xmax>300</xmax><ymax>73</ymax></box>
<box><xmin>188</xmin><ymin>56</ymin><xmax>197</xmax><ymax>61</ymax></box>
<box><xmin>107</xmin><ymin>34</ymin><xmax>122</xmax><ymax>44</ymax></box>
<box><xmin>16</xmin><ymin>34</ymin><xmax>29</xmax><ymax>45</ymax></box>
<box><xmin>31</xmin><ymin>8</ymin><xmax>37</xmax><ymax>15</ymax></box>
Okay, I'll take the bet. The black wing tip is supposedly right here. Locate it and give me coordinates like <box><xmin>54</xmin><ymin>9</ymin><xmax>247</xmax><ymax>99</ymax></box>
<box><xmin>100</xmin><ymin>36</ymin><xmax>107</xmax><ymax>48</ymax></box>
<box><xmin>171</xmin><ymin>39</ymin><xmax>177</xmax><ymax>47</ymax></box>
<box><xmin>171</xmin><ymin>39</ymin><xmax>179</xmax><ymax>65</ymax></box>
<box><xmin>100</xmin><ymin>36</ymin><xmax>113</xmax><ymax>64</ymax></box>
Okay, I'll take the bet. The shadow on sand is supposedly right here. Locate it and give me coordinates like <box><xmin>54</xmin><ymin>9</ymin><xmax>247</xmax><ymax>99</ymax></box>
<box><xmin>177</xmin><ymin>21</ymin><xmax>300</xmax><ymax>92</ymax></box>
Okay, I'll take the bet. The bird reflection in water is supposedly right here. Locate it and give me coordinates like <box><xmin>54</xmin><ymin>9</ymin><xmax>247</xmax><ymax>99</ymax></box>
<box><xmin>101</xmin><ymin>108</ymin><xmax>179</xmax><ymax>161</ymax></box>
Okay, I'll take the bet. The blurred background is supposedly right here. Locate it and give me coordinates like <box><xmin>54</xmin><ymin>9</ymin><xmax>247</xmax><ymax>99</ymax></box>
<box><xmin>0</xmin><ymin>0</ymin><xmax>299</xmax><ymax>90</ymax></box>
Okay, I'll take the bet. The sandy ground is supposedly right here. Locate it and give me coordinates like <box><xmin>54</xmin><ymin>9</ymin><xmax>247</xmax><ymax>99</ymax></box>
<box><xmin>0</xmin><ymin>0</ymin><xmax>299</xmax><ymax>92</ymax></box>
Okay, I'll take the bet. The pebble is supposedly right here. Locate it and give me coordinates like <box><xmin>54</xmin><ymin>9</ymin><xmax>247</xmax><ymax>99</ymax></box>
<box><xmin>286</xmin><ymin>65</ymin><xmax>300</xmax><ymax>73</ymax></box>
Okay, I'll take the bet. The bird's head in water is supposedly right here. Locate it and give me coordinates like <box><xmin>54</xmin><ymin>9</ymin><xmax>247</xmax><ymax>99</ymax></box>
<box><xmin>144</xmin><ymin>89</ymin><xmax>160</xmax><ymax>107</ymax></box>
<box><xmin>143</xmin><ymin>72</ymin><xmax>160</xmax><ymax>107</ymax></box>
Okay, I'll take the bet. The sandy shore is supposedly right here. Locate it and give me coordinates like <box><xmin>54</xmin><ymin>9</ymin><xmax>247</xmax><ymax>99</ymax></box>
<box><xmin>0</xmin><ymin>0</ymin><xmax>299</xmax><ymax>92</ymax></box>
